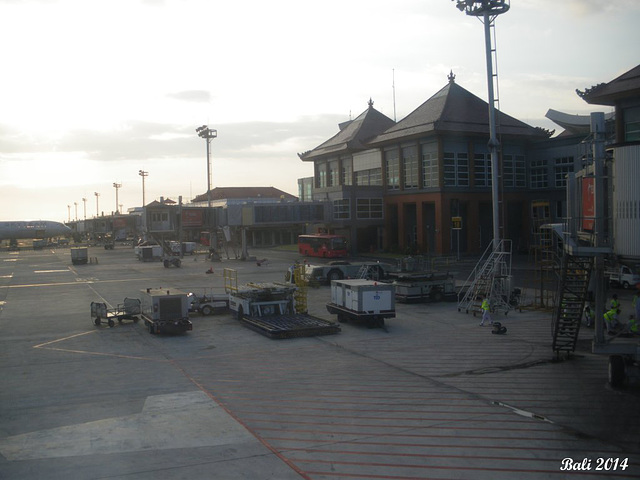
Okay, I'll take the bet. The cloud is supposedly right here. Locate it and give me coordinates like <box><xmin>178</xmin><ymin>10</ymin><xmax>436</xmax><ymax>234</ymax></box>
<box><xmin>166</xmin><ymin>90</ymin><xmax>212</xmax><ymax>103</ymax></box>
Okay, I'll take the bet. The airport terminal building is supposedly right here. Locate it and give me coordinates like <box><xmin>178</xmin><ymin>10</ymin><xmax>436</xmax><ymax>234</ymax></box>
<box><xmin>299</xmin><ymin>67</ymin><xmax>638</xmax><ymax>257</ymax></box>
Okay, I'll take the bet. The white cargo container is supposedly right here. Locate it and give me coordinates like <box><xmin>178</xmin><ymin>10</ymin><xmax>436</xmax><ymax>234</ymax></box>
<box><xmin>327</xmin><ymin>279</ymin><xmax>395</xmax><ymax>329</ymax></box>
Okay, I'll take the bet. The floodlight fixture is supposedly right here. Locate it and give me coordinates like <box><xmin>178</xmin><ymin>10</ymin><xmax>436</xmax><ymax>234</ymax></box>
<box><xmin>138</xmin><ymin>170</ymin><xmax>148</xmax><ymax>207</ymax></box>
<box><xmin>196</xmin><ymin>124</ymin><xmax>217</xmax><ymax>208</ymax></box>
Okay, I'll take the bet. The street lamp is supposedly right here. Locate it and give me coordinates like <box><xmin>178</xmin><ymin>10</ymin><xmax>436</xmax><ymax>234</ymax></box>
<box><xmin>94</xmin><ymin>192</ymin><xmax>100</xmax><ymax>217</ymax></box>
<box><xmin>138</xmin><ymin>170</ymin><xmax>148</xmax><ymax>207</ymax></box>
<box><xmin>67</xmin><ymin>205</ymin><xmax>71</xmax><ymax>222</ymax></box>
<box><xmin>113</xmin><ymin>182</ymin><xmax>122</xmax><ymax>214</ymax></box>
<box><xmin>452</xmin><ymin>0</ymin><xmax>509</xmax><ymax>249</ymax></box>
<box><xmin>74</xmin><ymin>202</ymin><xmax>78</xmax><ymax>221</ymax></box>
<box><xmin>82</xmin><ymin>198</ymin><xmax>87</xmax><ymax>220</ymax></box>
<box><xmin>196</xmin><ymin>125</ymin><xmax>217</xmax><ymax>208</ymax></box>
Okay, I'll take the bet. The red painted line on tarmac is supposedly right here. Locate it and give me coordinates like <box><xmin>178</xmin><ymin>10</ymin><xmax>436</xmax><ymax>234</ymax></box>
<box><xmin>264</xmin><ymin>436</ymin><xmax>601</xmax><ymax>454</ymax></box>
<box><xmin>168</xmin><ymin>364</ymin><xmax>312</xmax><ymax>480</ymax></box>
<box><xmin>228</xmin><ymin>409</ymin><xmax>505</xmax><ymax>422</ymax></box>
<box><xmin>256</xmin><ymin>424</ymin><xmax>562</xmax><ymax>437</ymax></box>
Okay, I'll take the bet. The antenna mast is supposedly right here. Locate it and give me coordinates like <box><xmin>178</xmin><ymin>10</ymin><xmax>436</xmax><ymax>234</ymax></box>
<box><xmin>392</xmin><ymin>69</ymin><xmax>397</xmax><ymax>122</ymax></box>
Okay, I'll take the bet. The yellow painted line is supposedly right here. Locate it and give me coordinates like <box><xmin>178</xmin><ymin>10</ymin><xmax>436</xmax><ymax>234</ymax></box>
<box><xmin>3</xmin><ymin>277</ymin><xmax>154</xmax><ymax>289</ymax></box>
<box><xmin>34</xmin><ymin>270</ymin><xmax>70</xmax><ymax>273</ymax></box>
<box><xmin>33</xmin><ymin>330</ymin><xmax>167</xmax><ymax>362</ymax></box>
<box><xmin>33</xmin><ymin>330</ymin><xmax>96</xmax><ymax>348</ymax></box>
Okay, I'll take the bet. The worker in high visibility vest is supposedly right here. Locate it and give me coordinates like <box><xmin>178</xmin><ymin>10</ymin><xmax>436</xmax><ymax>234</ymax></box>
<box><xmin>610</xmin><ymin>294</ymin><xmax>621</xmax><ymax>323</ymax></box>
<box><xmin>604</xmin><ymin>308</ymin><xmax>620</xmax><ymax>334</ymax></box>
<box><xmin>479</xmin><ymin>296</ymin><xmax>492</xmax><ymax>326</ymax></box>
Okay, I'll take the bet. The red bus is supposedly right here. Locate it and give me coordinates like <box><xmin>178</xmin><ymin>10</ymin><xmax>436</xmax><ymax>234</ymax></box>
<box><xmin>298</xmin><ymin>234</ymin><xmax>348</xmax><ymax>258</ymax></box>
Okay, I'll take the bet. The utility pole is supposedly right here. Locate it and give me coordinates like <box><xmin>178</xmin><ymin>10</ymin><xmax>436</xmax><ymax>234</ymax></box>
<box><xmin>82</xmin><ymin>198</ymin><xmax>87</xmax><ymax>220</ymax></box>
<box><xmin>94</xmin><ymin>192</ymin><xmax>100</xmax><ymax>217</ymax></box>
<box><xmin>138</xmin><ymin>170</ymin><xmax>148</xmax><ymax>207</ymax></box>
<box><xmin>113</xmin><ymin>182</ymin><xmax>122</xmax><ymax>214</ymax></box>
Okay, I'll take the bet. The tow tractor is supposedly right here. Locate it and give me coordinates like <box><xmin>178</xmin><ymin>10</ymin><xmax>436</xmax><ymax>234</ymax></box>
<box><xmin>188</xmin><ymin>289</ymin><xmax>230</xmax><ymax>315</ymax></box>
<box><xmin>90</xmin><ymin>298</ymin><xmax>141</xmax><ymax>327</ymax></box>
<box><xmin>225</xmin><ymin>268</ymin><xmax>340</xmax><ymax>339</ymax></box>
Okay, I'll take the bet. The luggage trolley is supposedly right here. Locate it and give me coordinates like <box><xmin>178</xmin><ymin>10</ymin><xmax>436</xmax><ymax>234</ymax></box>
<box><xmin>91</xmin><ymin>298</ymin><xmax>141</xmax><ymax>327</ymax></box>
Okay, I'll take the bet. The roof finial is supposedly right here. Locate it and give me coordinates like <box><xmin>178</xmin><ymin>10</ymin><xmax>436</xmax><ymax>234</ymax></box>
<box><xmin>368</xmin><ymin>97</ymin><xmax>374</xmax><ymax>108</ymax></box>
<box><xmin>448</xmin><ymin>70</ymin><xmax>456</xmax><ymax>83</ymax></box>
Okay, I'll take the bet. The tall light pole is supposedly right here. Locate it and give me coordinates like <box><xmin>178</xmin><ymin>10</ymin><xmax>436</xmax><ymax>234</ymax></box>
<box><xmin>113</xmin><ymin>182</ymin><xmax>122</xmax><ymax>214</ymax></box>
<box><xmin>94</xmin><ymin>192</ymin><xmax>100</xmax><ymax>217</ymax></box>
<box><xmin>67</xmin><ymin>205</ymin><xmax>71</xmax><ymax>222</ymax></box>
<box><xmin>82</xmin><ymin>197</ymin><xmax>87</xmax><ymax>220</ymax></box>
<box><xmin>138</xmin><ymin>170</ymin><xmax>148</xmax><ymax>207</ymax></box>
<box><xmin>452</xmin><ymin>0</ymin><xmax>509</xmax><ymax>249</ymax></box>
<box><xmin>74</xmin><ymin>202</ymin><xmax>78</xmax><ymax>221</ymax></box>
<box><xmin>196</xmin><ymin>125</ymin><xmax>217</xmax><ymax>208</ymax></box>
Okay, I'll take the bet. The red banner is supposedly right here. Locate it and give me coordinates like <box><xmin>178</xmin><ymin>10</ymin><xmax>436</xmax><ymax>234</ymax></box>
<box><xmin>581</xmin><ymin>177</ymin><xmax>595</xmax><ymax>231</ymax></box>
<box><xmin>182</xmin><ymin>209</ymin><xmax>203</xmax><ymax>227</ymax></box>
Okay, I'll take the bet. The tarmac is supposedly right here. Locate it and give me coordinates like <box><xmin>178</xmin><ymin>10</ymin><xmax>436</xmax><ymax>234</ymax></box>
<box><xmin>0</xmin><ymin>245</ymin><xmax>639</xmax><ymax>479</ymax></box>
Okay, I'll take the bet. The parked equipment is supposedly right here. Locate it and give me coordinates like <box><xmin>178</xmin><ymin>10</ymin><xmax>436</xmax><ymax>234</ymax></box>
<box><xmin>139</xmin><ymin>287</ymin><xmax>192</xmax><ymax>334</ymax></box>
<box><xmin>293</xmin><ymin>261</ymin><xmax>387</xmax><ymax>284</ymax></box>
<box><xmin>188</xmin><ymin>290</ymin><xmax>230</xmax><ymax>315</ymax></box>
<box><xmin>225</xmin><ymin>268</ymin><xmax>339</xmax><ymax>339</ymax></box>
<box><xmin>391</xmin><ymin>271</ymin><xmax>456</xmax><ymax>303</ymax></box>
<box><xmin>71</xmin><ymin>246</ymin><xmax>88</xmax><ymax>265</ymax></box>
<box><xmin>90</xmin><ymin>298</ymin><xmax>141</xmax><ymax>327</ymax></box>
<box><xmin>326</xmin><ymin>279</ymin><xmax>395</xmax><ymax>329</ymax></box>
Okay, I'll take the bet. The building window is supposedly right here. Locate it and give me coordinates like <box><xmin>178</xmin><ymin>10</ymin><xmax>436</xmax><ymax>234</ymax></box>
<box><xmin>503</xmin><ymin>154</ymin><xmax>526</xmax><ymax>188</ymax></box>
<box><xmin>624</xmin><ymin>106</ymin><xmax>640</xmax><ymax>142</ymax></box>
<box><xmin>385</xmin><ymin>149</ymin><xmax>400</xmax><ymax>190</ymax></box>
<box><xmin>402</xmin><ymin>145</ymin><xmax>418</xmax><ymax>189</ymax></box>
<box><xmin>341</xmin><ymin>160</ymin><xmax>352</xmax><ymax>186</ymax></box>
<box><xmin>443</xmin><ymin>152</ymin><xmax>469</xmax><ymax>187</ymax></box>
<box><xmin>328</xmin><ymin>160</ymin><xmax>339</xmax><ymax>187</ymax></box>
<box><xmin>421</xmin><ymin>147</ymin><xmax>438</xmax><ymax>188</ymax></box>
<box><xmin>474</xmin><ymin>153</ymin><xmax>491</xmax><ymax>187</ymax></box>
<box><xmin>554</xmin><ymin>156</ymin><xmax>574</xmax><ymax>188</ymax></box>
<box><xmin>315</xmin><ymin>162</ymin><xmax>327</xmax><ymax>188</ymax></box>
<box><xmin>530</xmin><ymin>159</ymin><xmax>548</xmax><ymax>189</ymax></box>
<box><xmin>305</xmin><ymin>182</ymin><xmax>312</xmax><ymax>200</ymax></box>
<box><xmin>355</xmin><ymin>168</ymin><xmax>382</xmax><ymax>186</ymax></box>
<box><xmin>333</xmin><ymin>199</ymin><xmax>350</xmax><ymax>220</ymax></box>
<box><xmin>356</xmin><ymin>198</ymin><xmax>383</xmax><ymax>219</ymax></box>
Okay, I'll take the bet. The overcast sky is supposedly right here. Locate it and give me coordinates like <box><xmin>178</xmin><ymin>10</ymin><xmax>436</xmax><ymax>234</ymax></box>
<box><xmin>1</xmin><ymin>0</ymin><xmax>638</xmax><ymax>222</ymax></box>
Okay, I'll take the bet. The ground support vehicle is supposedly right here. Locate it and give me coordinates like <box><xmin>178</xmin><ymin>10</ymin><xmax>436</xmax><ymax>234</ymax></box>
<box><xmin>135</xmin><ymin>245</ymin><xmax>163</xmax><ymax>262</ymax></box>
<box><xmin>139</xmin><ymin>287</ymin><xmax>192</xmax><ymax>334</ymax></box>
<box><xmin>227</xmin><ymin>281</ymin><xmax>340</xmax><ymax>339</ymax></box>
<box><xmin>188</xmin><ymin>290</ymin><xmax>230</xmax><ymax>315</ymax></box>
<box><xmin>390</xmin><ymin>271</ymin><xmax>456</xmax><ymax>303</ymax></box>
<box><xmin>90</xmin><ymin>298</ymin><xmax>141</xmax><ymax>328</ymax></box>
<box><xmin>71</xmin><ymin>246</ymin><xmax>88</xmax><ymax>265</ymax></box>
<box><xmin>606</xmin><ymin>264</ymin><xmax>640</xmax><ymax>289</ymax></box>
<box><xmin>326</xmin><ymin>279</ymin><xmax>395</xmax><ymax>330</ymax></box>
<box><xmin>302</xmin><ymin>262</ymin><xmax>387</xmax><ymax>284</ymax></box>
<box><xmin>596</xmin><ymin>337</ymin><xmax>640</xmax><ymax>388</ymax></box>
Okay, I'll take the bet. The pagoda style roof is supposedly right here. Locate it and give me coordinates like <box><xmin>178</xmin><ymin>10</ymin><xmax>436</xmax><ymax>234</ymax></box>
<box><xmin>577</xmin><ymin>64</ymin><xmax>640</xmax><ymax>106</ymax></box>
<box><xmin>191</xmin><ymin>186</ymin><xmax>296</xmax><ymax>204</ymax></box>
<box><xmin>298</xmin><ymin>99</ymin><xmax>395</xmax><ymax>161</ymax></box>
<box><xmin>368</xmin><ymin>79</ymin><xmax>548</xmax><ymax>145</ymax></box>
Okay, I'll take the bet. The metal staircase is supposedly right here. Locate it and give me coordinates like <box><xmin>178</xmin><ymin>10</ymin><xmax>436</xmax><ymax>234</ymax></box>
<box><xmin>551</xmin><ymin>255</ymin><xmax>593</xmax><ymax>356</ymax></box>
<box><xmin>458</xmin><ymin>239</ymin><xmax>512</xmax><ymax>315</ymax></box>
